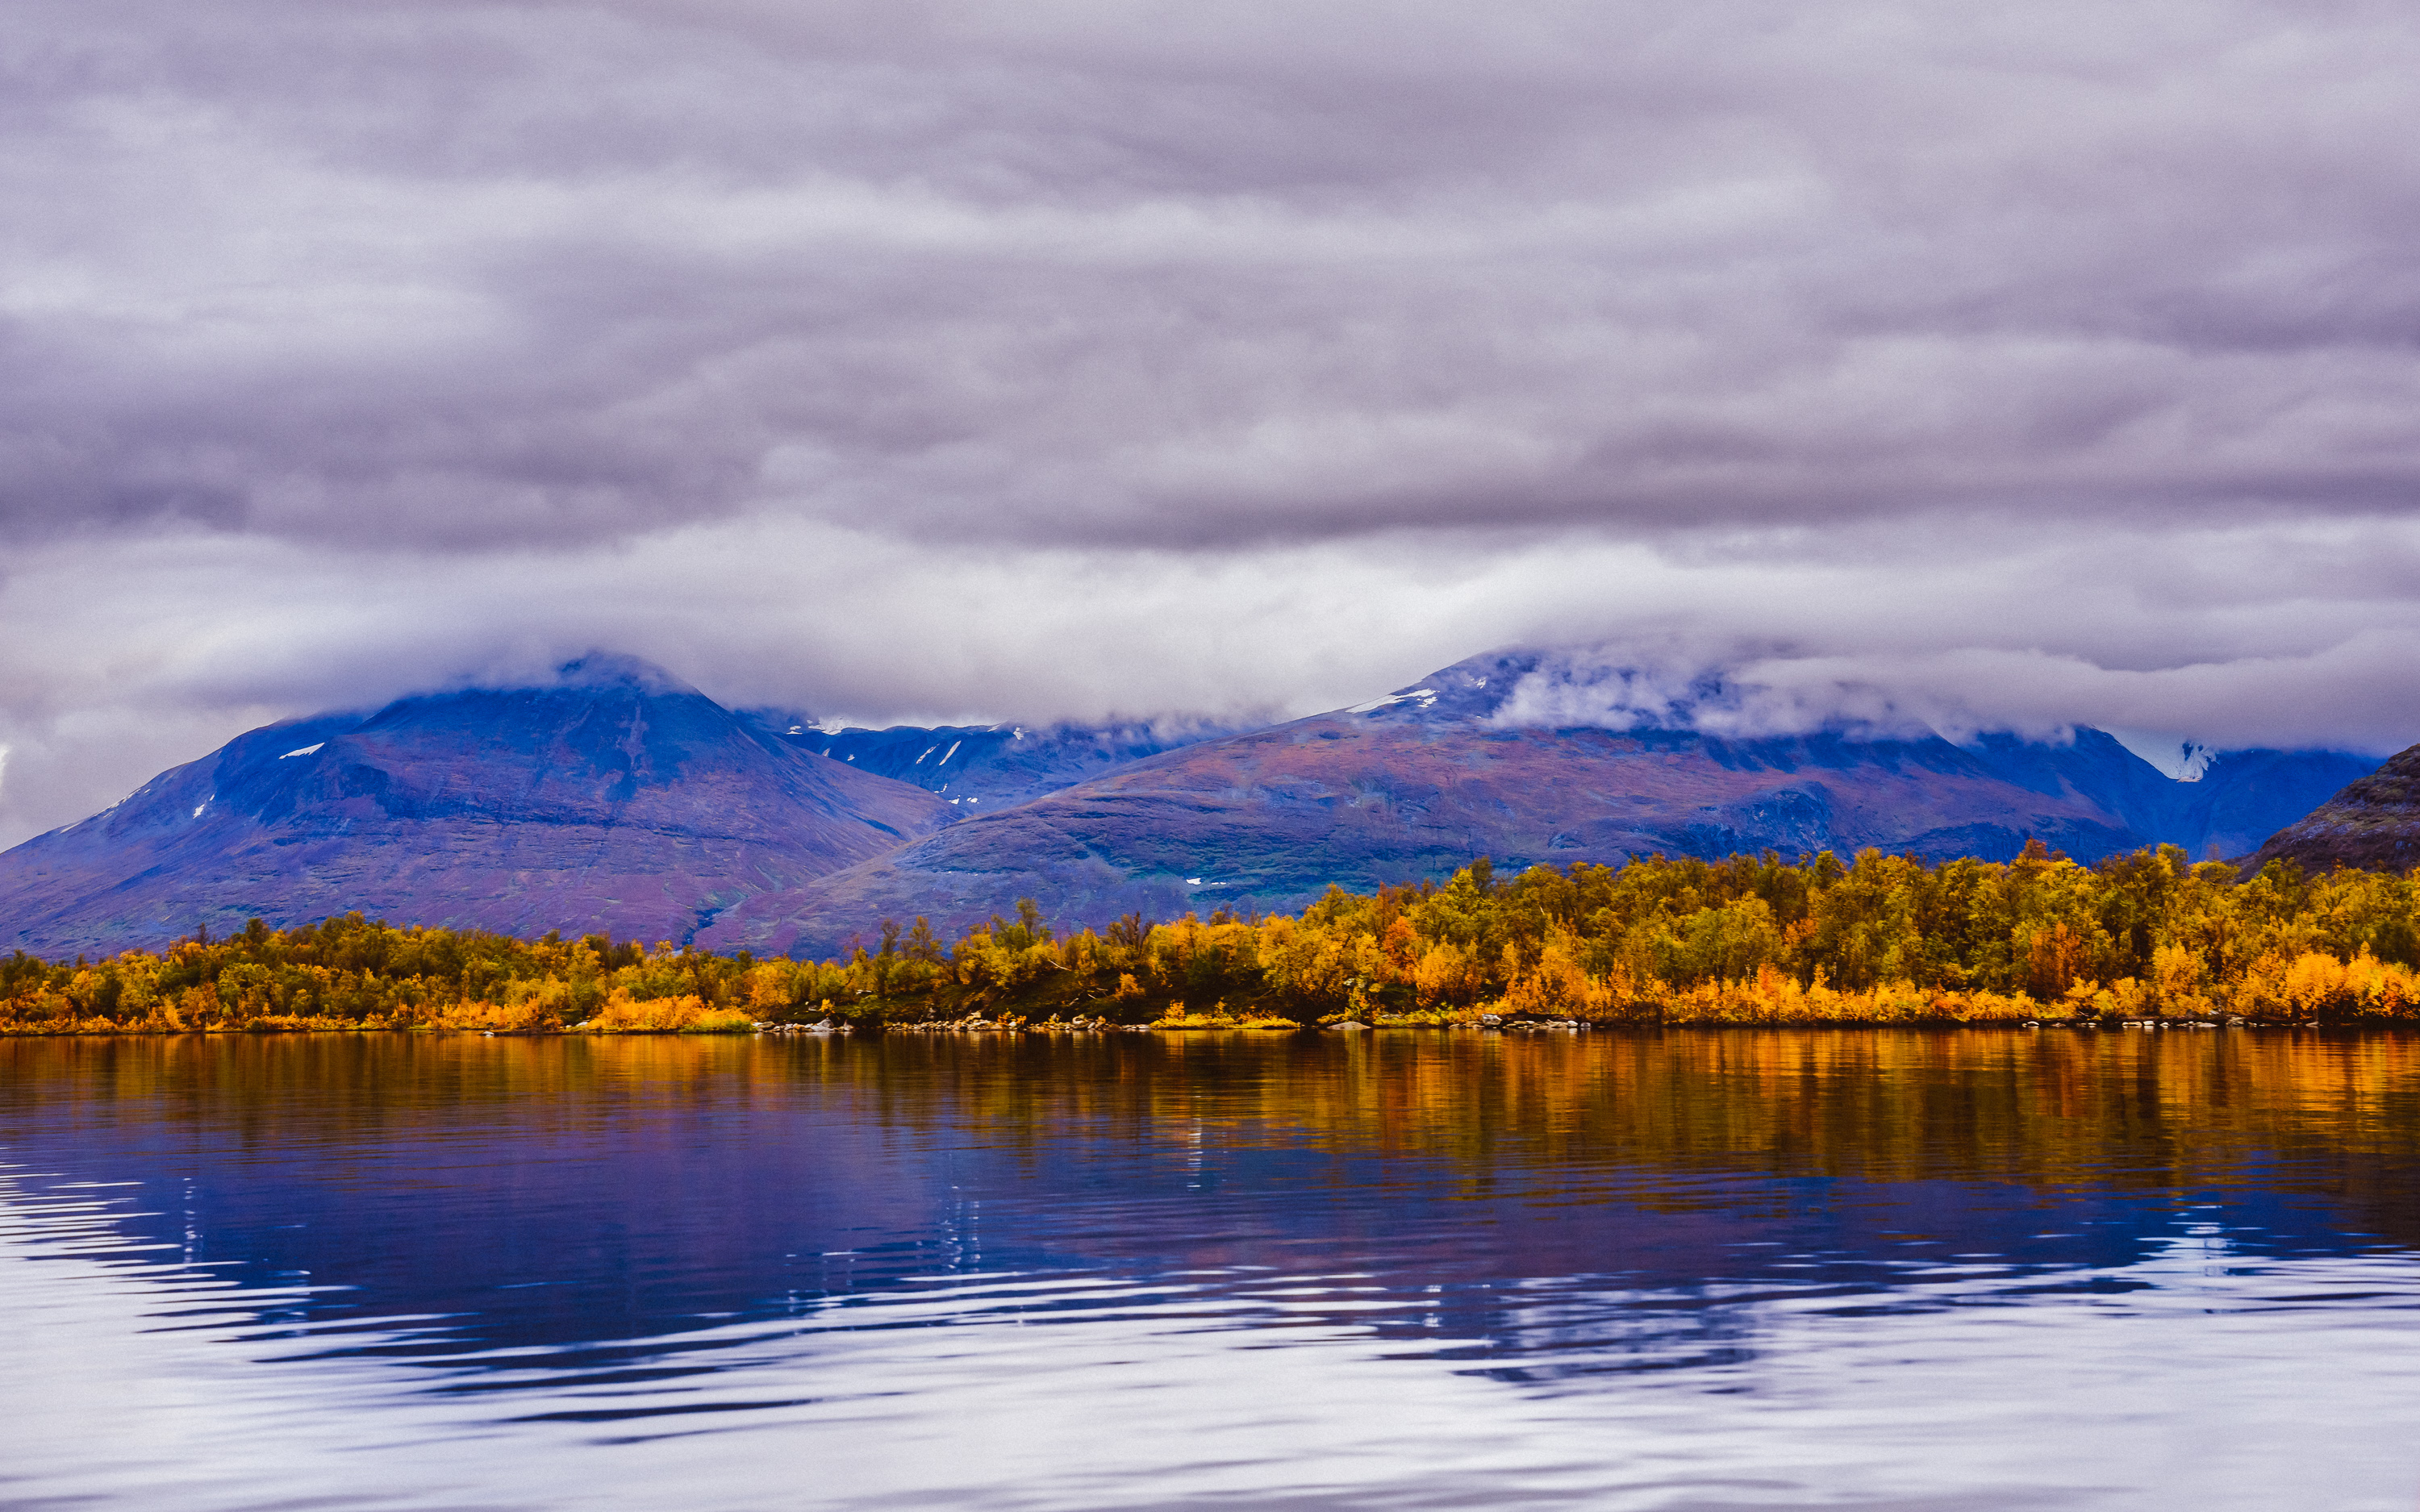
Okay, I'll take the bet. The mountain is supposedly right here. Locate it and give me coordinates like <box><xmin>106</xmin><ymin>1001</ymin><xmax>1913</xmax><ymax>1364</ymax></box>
<box><xmin>0</xmin><ymin>656</ymin><xmax>957</xmax><ymax>958</ymax></box>
<box><xmin>1957</xmin><ymin>733</ymin><xmax>2376</xmax><ymax>863</ymax></box>
<box><xmin>2243</xmin><ymin>744</ymin><xmax>2420</xmax><ymax>875</ymax></box>
<box><xmin>698</xmin><ymin>650</ymin><xmax>2377</xmax><ymax>959</ymax></box>
<box><xmin>750</xmin><ymin>716</ymin><xmax>1251</xmax><ymax>810</ymax></box>
<box><xmin>6</xmin><ymin>646</ymin><xmax>2380</xmax><ymax>964</ymax></box>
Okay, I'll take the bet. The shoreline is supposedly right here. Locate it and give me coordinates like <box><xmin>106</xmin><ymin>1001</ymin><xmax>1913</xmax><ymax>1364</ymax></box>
<box><xmin>1</xmin><ymin>1013</ymin><xmax>2397</xmax><ymax>1039</ymax></box>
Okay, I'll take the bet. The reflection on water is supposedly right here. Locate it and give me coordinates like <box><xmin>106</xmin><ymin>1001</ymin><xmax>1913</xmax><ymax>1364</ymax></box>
<box><xmin>4</xmin><ymin>1029</ymin><xmax>2419</xmax><ymax>1510</ymax></box>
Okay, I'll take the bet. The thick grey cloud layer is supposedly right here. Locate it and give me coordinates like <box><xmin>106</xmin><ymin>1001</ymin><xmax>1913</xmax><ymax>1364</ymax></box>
<box><xmin>4</xmin><ymin>1</ymin><xmax>2420</xmax><ymax>846</ymax></box>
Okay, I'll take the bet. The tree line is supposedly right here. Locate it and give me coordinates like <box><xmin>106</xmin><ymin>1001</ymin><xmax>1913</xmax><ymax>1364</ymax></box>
<box><xmin>8</xmin><ymin>843</ymin><xmax>2420</xmax><ymax>1033</ymax></box>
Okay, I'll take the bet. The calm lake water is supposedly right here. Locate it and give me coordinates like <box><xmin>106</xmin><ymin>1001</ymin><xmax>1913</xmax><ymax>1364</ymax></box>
<box><xmin>4</xmin><ymin>1027</ymin><xmax>2418</xmax><ymax>1511</ymax></box>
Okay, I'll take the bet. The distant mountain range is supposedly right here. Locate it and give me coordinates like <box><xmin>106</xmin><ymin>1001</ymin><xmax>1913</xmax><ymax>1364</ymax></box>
<box><xmin>0</xmin><ymin>649</ymin><xmax>2387</xmax><ymax>959</ymax></box>
<box><xmin>699</xmin><ymin>651</ymin><xmax>2378</xmax><ymax>957</ymax></box>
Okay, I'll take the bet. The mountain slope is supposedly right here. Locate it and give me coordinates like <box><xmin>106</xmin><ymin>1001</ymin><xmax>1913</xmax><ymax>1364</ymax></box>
<box><xmin>700</xmin><ymin>651</ymin><xmax>2376</xmax><ymax>958</ymax></box>
<box><xmin>0</xmin><ymin>657</ymin><xmax>957</xmax><ymax>957</ymax></box>
<box><xmin>2243</xmin><ymin>744</ymin><xmax>2420</xmax><ymax>874</ymax></box>
<box><xmin>1958</xmin><ymin>733</ymin><xmax>2375</xmax><ymax>862</ymax></box>
<box><xmin>758</xmin><ymin>717</ymin><xmax>1251</xmax><ymax>810</ymax></box>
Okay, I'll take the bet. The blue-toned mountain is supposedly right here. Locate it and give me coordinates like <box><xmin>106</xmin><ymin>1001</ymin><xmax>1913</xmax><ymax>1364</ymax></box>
<box><xmin>0</xmin><ymin>657</ymin><xmax>955</xmax><ymax>957</ymax></box>
<box><xmin>2245</xmin><ymin>742</ymin><xmax>2420</xmax><ymax>876</ymax></box>
<box><xmin>700</xmin><ymin>652</ymin><xmax>2377</xmax><ymax>958</ymax></box>
<box><xmin>1957</xmin><ymin>732</ymin><xmax>2376</xmax><ymax>864</ymax></box>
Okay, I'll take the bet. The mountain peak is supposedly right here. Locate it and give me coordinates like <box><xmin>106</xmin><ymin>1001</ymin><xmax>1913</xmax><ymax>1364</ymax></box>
<box><xmin>1338</xmin><ymin>648</ymin><xmax>1542</xmax><ymax>724</ymax></box>
<box><xmin>0</xmin><ymin>660</ymin><xmax>956</xmax><ymax>956</ymax></box>
<box><xmin>543</xmin><ymin>652</ymin><xmax>698</xmax><ymax>695</ymax></box>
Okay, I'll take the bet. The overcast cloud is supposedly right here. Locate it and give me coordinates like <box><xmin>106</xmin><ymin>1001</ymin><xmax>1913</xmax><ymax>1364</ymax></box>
<box><xmin>6</xmin><ymin>0</ymin><xmax>2420</xmax><ymax>846</ymax></box>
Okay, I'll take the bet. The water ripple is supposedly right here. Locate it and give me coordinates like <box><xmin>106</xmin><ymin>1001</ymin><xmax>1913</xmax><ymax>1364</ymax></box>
<box><xmin>7</xmin><ymin>1031</ymin><xmax>2420</xmax><ymax>1510</ymax></box>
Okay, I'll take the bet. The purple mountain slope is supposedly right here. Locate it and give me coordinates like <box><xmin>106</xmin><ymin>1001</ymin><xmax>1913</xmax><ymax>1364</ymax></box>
<box><xmin>698</xmin><ymin>651</ymin><xmax>2377</xmax><ymax>959</ymax></box>
<box><xmin>6</xmin><ymin>648</ymin><xmax>2377</xmax><ymax>964</ymax></box>
<box><xmin>745</xmin><ymin>715</ymin><xmax>1254</xmax><ymax>810</ymax></box>
<box><xmin>0</xmin><ymin>656</ymin><xmax>956</xmax><ymax>958</ymax></box>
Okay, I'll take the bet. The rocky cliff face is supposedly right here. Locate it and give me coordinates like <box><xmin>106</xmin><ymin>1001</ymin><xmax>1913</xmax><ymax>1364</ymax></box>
<box><xmin>0</xmin><ymin>656</ymin><xmax>956</xmax><ymax>957</ymax></box>
<box><xmin>2243</xmin><ymin>745</ymin><xmax>2420</xmax><ymax>875</ymax></box>
<box><xmin>700</xmin><ymin>651</ymin><xmax>2377</xmax><ymax>959</ymax></box>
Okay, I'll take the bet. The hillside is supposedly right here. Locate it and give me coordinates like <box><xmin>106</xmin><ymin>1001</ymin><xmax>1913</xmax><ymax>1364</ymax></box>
<box><xmin>757</xmin><ymin>716</ymin><xmax>1250</xmax><ymax>810</ymax></box>
<box><xmin>0</xmin><ymin>656</ymin><xmax>956</xmax><ymax>957</ymax></box>
<box><xmin>2244</xmin><ymin>744</ymin><xmax>2420</xmax><ymax>875</ymax></box>
<box><xmin>699</xmin><ymin>651</ymin><xmax>2375</xmax><ymax>958</ymax></box>
<box><xmin>3</xmin><ymin>648</ymin><xmax>2380</xmax><ymax>963</ymax></box>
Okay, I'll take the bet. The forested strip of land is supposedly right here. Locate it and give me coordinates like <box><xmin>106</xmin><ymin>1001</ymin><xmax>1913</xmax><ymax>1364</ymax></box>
<box><xmin>8</xmin><ymin>844</ymin><xmax>2420</xmax><ymax>1034</ymax></box>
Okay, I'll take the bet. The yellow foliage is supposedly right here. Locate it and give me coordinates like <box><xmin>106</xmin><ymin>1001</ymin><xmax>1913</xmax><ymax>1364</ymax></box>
<box><xmin>2151</xmin><ymin>943</ymin><xmax>2205</xmax><ymax>1003</ymax></box>
<box><xmin>745</xmin><ymin>962</ymin><xmax>795</xmax><ymax>1012</ymax></box>
<box><xmin>1412</xmin><ymin>942</ymin><xmax>1476</xmax><ymax>1008</ymax></box>
<box><xmin>582</xmin><ymin>991</ymin><xmax>749</xmax><ymax>1034</ymax></box>
<box><xmin>21</xmin><ymin>848</ymin><xmax>2420</xmax><ymax>1035</ymax></box>
<box><xmin>421</xmin><ymin>998</ymin><xmax>562</xmax><ymax>1032</ymax></box>
<box><xmin>1501</xmin><ymin>935</ymin><xmax>1590</xmax><ymax>1018</ymax></box>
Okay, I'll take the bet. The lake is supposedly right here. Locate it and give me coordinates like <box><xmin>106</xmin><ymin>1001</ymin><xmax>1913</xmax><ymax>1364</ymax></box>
<box><xmin>3</xmin><ymin>1027</ymin><xmax>2418</xmax><ymax>1510</ymax></box>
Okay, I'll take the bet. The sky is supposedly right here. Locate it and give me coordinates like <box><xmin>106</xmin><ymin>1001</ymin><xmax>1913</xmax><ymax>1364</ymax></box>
<box><xmin>5</xmin><ymin>0</ymin><xmax>2420</xmax><ymax>846</ymax></box>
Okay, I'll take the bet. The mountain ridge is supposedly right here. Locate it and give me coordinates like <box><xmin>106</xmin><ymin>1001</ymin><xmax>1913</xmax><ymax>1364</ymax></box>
<box><xmin>753</xmin><ymin>714</ymin><xmax>1253</xmax><ymax>810</ymax></box>
<box><xmin>697</xmin><ymin>650</ymin><xmax>2377</xmax><ymax>958</ymax></box>
<box><xmin>0</xmin><ymin>648</ymin><xmax>2385</xmax><ymax>960</ymax></box>
<box><xmin>0</xmin><ymin>657</ymin><xmax>955</xmax><ymax>957</ymax></box>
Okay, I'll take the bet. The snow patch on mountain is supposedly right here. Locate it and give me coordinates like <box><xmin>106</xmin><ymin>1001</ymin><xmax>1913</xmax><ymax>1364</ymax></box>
<box><xmin>2107</xmin><ymin>731</ymin><xmax>2222</xmax><ymax>782</ymax></box>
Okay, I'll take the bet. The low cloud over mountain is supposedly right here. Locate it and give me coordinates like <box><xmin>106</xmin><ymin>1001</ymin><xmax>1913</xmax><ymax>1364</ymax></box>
<box><xmin>3</xmin><ymin>647</ymin><xmax>2384</xmax><ymax>958</ymax></box>
<box><xmin>1485</xmin><ymin>636</ymin><xmax>2420</xmax><ymax>758</ymax></box>
<box><xmin>6</xmin><ymin>2</ymin><xmax>2420</xmax><ymax>846</ymax></box>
